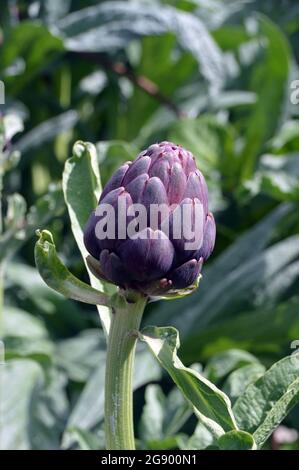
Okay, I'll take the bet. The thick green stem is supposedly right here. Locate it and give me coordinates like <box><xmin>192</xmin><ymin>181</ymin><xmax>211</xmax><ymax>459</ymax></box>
<box><xmin>105</xmin><ymin>291</ymin><xmax>147</xmax><ymax>450</ymax></box>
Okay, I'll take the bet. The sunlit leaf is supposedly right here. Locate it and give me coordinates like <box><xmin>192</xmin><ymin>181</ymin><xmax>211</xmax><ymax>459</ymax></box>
<box><xmin>139</xmin><ymin>326</ymin><xmax>238</xmax><ymax>437</ymax></box>
<box><xmin>234</xmin><ymin>352</ymin><xmax>299</xmax><ymax>448</ymax></box>
<box><xmin>63</xmin><ymin>141</ymin><xmax>112</xmax><ymax>334</ymax></box>
<box><xmin>55</xmin><ymin>1</ymin><xmax>224</xmax><ymax>93</ymax></box>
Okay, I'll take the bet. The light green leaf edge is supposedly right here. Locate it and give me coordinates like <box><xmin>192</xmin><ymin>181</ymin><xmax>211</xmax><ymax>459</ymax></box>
<box><xmin>139</xmin><ymin>326</ymin><xmax>238</xmax><ymax>438</ymax></box>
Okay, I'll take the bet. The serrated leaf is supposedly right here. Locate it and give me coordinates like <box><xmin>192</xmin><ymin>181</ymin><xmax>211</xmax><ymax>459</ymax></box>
<box><xmin>139</xmin><ymin>326</ymin><xmax>238</xmax><ymax>437</ymax></box>
<box><xmin>233</xmin><ymin>353</ymin><xmax>299</xmax><ymax>448</ymax></box>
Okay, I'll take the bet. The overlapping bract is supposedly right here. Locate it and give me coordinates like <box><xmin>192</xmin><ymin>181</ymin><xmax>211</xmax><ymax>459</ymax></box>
<box><xmin>84</xmin><ymin>142</ymin><xmax>215</xmax><ymax>295</ymax></box>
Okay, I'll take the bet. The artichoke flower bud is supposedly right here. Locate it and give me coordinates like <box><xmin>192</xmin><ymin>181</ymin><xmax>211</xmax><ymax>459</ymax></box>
<box><xmin>84</xmin><ymin>141</ymin><xmax>216</xmax><ymax>296</ymax></box>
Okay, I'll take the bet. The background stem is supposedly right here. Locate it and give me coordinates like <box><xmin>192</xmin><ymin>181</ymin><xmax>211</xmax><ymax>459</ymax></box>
<box><xmin>104</xmin><ymin>292</ymin><xmax>147</xmax><ymax>450</ymax></box>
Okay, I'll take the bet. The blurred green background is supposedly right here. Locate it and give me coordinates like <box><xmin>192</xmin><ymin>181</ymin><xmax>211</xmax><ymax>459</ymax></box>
<box><xmin>1</xmin><ymin>0</ymin><xmax>299</xmax><ymax>450</ymax></box>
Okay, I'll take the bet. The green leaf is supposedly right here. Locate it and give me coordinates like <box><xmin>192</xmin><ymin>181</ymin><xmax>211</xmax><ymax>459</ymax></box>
<box><xmin>233</xmin><ymin>352</ymin><xmax>299</xmax><ymax>448</ymax></box>
<box><xmin>269</xmin><ymin>120</ymin><xmax>299</xmax><ymax>153</ymax></box>
<box><xmin>213</xmin><ymin>25</ymin><xmax>250</xmax><ymax>50</ymax></box>
<box><xmin>0</xmin><ymin>360</ymin><xmax>68</xmax><ymax>450</ymax></box>
<box><xmin>205</xmin><ymin>349</ymin><xmax>260</xmax><ymax>383</ymax></box>
<box><xmin>4</xmin><ymin>339</ymin><xmax>53</xmax><ymax>365</ymax></box>
<box><xmin>240</xmin><ymin>15</ymin><xmax>290</xmax><ymax>180</ymax></box>
<box><xmin>1</xmin><ymin>21</ymin><xmax>63</xmax><ymax>94</ymax></box>
<box><xmin>35</xmin><ymin>229</ymin><xmax>109</xmax><ymax>306</ymax></box>
<box><xmin>142</xmin><ymin>435</ymin><xmax>182</xmax><ymax>451</ymax></box>
<box><xmin>55</xmin><ymin>1</ymin><xmax>224</xmax><ymax>93</ymax></box>
<box><xmin>3</xmin><ymin>306</ymin><xmax>48</xmax><ymax>340</ymax></box>
<box><xmin>139</xmin><ymin>326</ymin><xmax>238</xmax><ymax>436</ymax></box>
<box><xmin>62</xmin><ymin>141</ymin><xmax>112</xmax><ymax>334</ymax></box>
<box><xmin>217</xmin><ymin>430</ymin><xmax>256</xmax><ymax>450</ymax></box>
<box><xmin>29</xmin><ymin>367</ymin><xmax>69</xmax><ymax>450</ymax></box>
<box><xmin>3</xmin><ymin>312</ymin><xmax>54</xmax><ymax>364</ymax></box>
<box><xmin>166</xmin><ymin>115</ymin><xmax>236</xmax><ymax>183</ymax></box>
<box><xmin>223</xmin><ymin>364</ymin><xmax>266</xmax><ymax>404</ymax></box>
<box><xmin>6</xmin><ymin>262</ymin><xmax>89</xmax><ymax>336</ymax></box>
<box><xmin>120</xmin><ymin>35</ymin><xmax>196</xmax><ymax>140</ymax></box>
<box><xmin>56</xmin><ymin>329</ymin><xmax>107</xmax><ymax>383</ymax></box>
<box><xmin>0</xmin><ymin>359</ymin><xmax>44</xmax><ymax>449</ymax></box>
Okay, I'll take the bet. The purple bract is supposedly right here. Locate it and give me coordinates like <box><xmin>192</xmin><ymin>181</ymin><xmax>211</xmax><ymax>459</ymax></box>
<box><xmin>84</xmin><ymin>141</ymin><xmax>216</xmax><ymax>295</ymax></box>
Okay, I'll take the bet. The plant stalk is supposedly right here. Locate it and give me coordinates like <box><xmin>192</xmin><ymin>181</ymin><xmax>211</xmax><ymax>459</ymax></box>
<box><xmin>104</xmin><ymin>291</ymin><xmax>147</xmax><ymax>450</ymax></box>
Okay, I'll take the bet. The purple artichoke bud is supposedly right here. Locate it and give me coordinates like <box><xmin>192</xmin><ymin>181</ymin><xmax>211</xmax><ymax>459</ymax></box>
<box><xmin>84</xmin><ymin>141</ymin><xmax>216</xmax><ymax>295</ymax></box>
